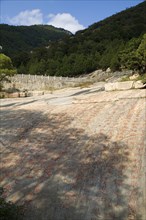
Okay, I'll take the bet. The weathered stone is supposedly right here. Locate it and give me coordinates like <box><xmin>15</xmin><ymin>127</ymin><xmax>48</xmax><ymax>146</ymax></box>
<box><xmin>105</xmin><ymin>81</ymin><xmax>135</xmax><ymax>91</ymax></box>
<box><xmin>115</xmin><ymin>81</ymin><xmax>134</xmax><ymax>90</ymax></box>
<box><xmin>27</xmin><ymin>91</ymin><xmax>44</xmax><ymax>97</ymax></box>
<box><xmin>129</xmin><ymin>73</ymin><xmax>140</xmax><ymax>80</ymax></box>
<box><xmin>105</xmin><ymin>83</ymin><xmax>116</xmax><ymax>91</ymax></box>
<box><xmin>90</xmin><ymin>69</ymin><xmax>103</xmax><ymax>78</ymax></box>
<box><xmin>134</xmin><ymin>80</ymin><xmax>145</xmax><ymax>89</ymax></box>
<box><xmin>0</xmin><ymin>92</ymin><xmax>6</xmax><ymax>98</ymax></box>
<box><xmin>19</xmin><ymin>92</ymin><xmax>27</xmax><ymax>97</ymax></box>
<box><xmin>8</xmin><ymin>92</ymin><xmax>19</xmax><ymax>98</ymax></box>
<box><xmin>0</xmin><ymin>88</ymin><xmax>145</xmax><ymax>220</ymax></box>
<box><xmin>106</xmin><ymin>67</ymin><xmax>111</xmax><ymax>73</ymax></box>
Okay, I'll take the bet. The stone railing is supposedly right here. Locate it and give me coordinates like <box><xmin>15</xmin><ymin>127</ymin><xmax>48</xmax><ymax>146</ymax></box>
<box><xmin>3</xmin><ymin>74</ymin><xmax>94</xmax><ymax>91</ymax></box>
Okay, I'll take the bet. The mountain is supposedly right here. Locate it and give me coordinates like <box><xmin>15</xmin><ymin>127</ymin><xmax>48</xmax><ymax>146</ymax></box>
<box><xmin>0</xmin><ymin>24</ymin><xmax>72</xmax><ymax>56</ymax></box>
<box><xmin>1</xmin><ymin>1</ymin><xmax>146</xmax><ymax>76</ymax></box>
<box><xmin>81</xmin><ymin>0</ymin><xmax>146</xmax><ymax>39</ymax></box>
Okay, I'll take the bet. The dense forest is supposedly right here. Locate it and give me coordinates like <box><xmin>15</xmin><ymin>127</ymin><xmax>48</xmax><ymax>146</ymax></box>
<box><xmin>0</xmin><ymin>24</ymin><xmax>71</xmax><ymax>56</ymax></box>
<box><xmin>0</xmin><ymin>1</ymin><xmax>146</xmax><ymax>77</ymax></box>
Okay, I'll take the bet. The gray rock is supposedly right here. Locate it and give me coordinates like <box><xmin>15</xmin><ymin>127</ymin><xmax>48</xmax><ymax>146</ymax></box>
<box><xmin>106</xmin><ymin>67</ymin><xmax>111</xmax><ymax>73</ymax></box>
<box><xmin>105</xmin><ymin>81</ymin><xmax>135</xmax><ymax>91</ymax></box>
<box><xmin>27</xmin><ymin>91</ymin><xmax>44</xmax><ymax>97</ymax></box>
<box><xmin>105</xmin><ymin>83</ymin><xmax>116</xmax><ymax>91</ymax></box>
<box><xmin>19</xmin><ymin>92</ymin><xmax>27</xmax><ymax>97</ymax></box>
<box><xmin>129</xmin><ymin>73</ymin><xmax>140</xmax><ymax>80</ymax></box>
<box><xmin>134</xmin><ymin>80</ymin><xmax>145</xmax><ymax>89</ymax></box>
<box><xmin>115</xmin><ymin>81</ymin><xmax>134</xmax><ymax>90</ymax></box>
<box><xmin>8</xmin><ymin>92</ymin><xmax>19</xmax><ymax>98</ymax></box>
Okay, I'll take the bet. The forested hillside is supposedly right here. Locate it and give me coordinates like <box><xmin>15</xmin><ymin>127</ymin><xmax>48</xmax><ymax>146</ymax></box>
<box><xmin>0</xmin><ymin>24</ymin><xmax>71</xmax><ymax>56</ymax></box>
<box><xmin>1</xmin><ymin>1</ymin><xmax>146</xmax><ymax>76</ymax></box>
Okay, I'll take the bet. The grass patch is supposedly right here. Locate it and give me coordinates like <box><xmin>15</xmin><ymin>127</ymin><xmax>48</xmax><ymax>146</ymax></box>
<box><xmin>44</xmin><ymin>86</ymin><xmax>59</xmax><ymax>93</ymax></box>
<box><xmin>136</xmin><ymin>73</ymin><xmax>146</xmax><ymax>84</ymax></box>
<box><xmin>120</xmin><ymin>73</ymin><xmax>146</xmax><ymax>83</ymax></box>
<box><xmin>74</xmin><ymin>81</ymin><xmax>93</xmax><ymax>88</ymax></box>
<box><xmin>120</xmin><ymin>76</ymin><xmax>131</xmax><ymax>82</ymax></box>
<box><xmin>0</xmin><ymin>92</ymin><xmax>5</xmax><ymax>99</ymax></box>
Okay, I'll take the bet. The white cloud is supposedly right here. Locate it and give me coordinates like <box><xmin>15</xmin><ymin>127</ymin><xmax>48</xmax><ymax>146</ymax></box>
<box><xmin>47</xmin><ymin>13</ymin><xmax>85</xmax><ymax>33</ymax></box>
<box><xmin>8</xmin><ymin>9</ymin><xmax>43</xmax><ymax>26</ymax></box>
<box><xmin>7</xmin><ymin>10</ymin><xmax>85</xmax><ymax>33</ymax></box>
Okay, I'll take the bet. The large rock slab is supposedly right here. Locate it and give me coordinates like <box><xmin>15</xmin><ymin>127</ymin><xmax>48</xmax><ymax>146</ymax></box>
<box><xmin>115</xmin><ymin>81</ymin><xmax>134</xmax><ymax>90</ymax></box>
<box><xmin>134</xmin><ymin>80</ymin><xmax>146</xmax><ymax>89</ymax></box>
<box><xmin>105</xmin><ymin>81</ymin><xmax>135</xmax><ymax>91</ymax></box>
<box><xmin>19</xmin><ymin>92</ymin><xmax>27</xmax><ymax>97</ymax></box>
<box><xmin>8</xmin><ymin>92</ymin><xmax>19</xmax><ymax>98</ymax></box>
<box><xmin>0</xmin><ymin>89</ymin><xmax>146</xmax><ymax>220</ymax></box>
<box><xmin>27</xmin><ymin>91</ymin><xmax>44</xmax><ymax>97</ymax></box>
<box><xmin>129</xmin><ymin>73</ymin><xmax>140</xmax><ymax>80</ymax></box>
<box><xmin>104</xmin><ymin>83</ymin><xmax>116</xmax><ymax>91</ymax></box>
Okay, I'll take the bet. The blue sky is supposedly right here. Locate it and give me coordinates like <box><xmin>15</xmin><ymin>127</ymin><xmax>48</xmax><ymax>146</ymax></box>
<box><xmin>0</xmin><ymin>0</ymin><xmax>144</xmax><ymax>33</ymax></box>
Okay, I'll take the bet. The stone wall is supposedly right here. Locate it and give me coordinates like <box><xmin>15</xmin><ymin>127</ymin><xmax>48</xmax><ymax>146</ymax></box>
<box><xmin>3</xmin><ymin>70</ymin><xmax>134</xmax><ymax>91</ymax></box>
<box><xmin>3</xmin><ymin>74</ymin><xmax>93</xmax><ymax>91</ymax></box>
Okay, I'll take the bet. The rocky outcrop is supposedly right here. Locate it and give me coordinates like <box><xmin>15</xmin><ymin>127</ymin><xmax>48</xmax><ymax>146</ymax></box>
<box><xmin>129</xmin><ymin>73</ymin><xmax>140</xmax><ymax>80</ymax></box>
<box><xmin>105</xmin><ymin>81</ymin><xmax>134</xmax><ymax>91</ymax></box>
<box><xmin>134</xmin><ymin>80</ymin><xmax>146</xmax><ymax>89</ymax></box>
<box><xmin>104</xmin><ymin>83</ymin><xmax>117</xmax><ymax>91</ymax></box>
<box><xmin>27</xmin><ymin>91</ymin><xmax>44</xmax><ymax>97</ymax></box>
<box><xmin>105</xmin><ymin>80</ymin><xmax>145</xmax><ymax>91</ymax></box>
<box><xmin>8</xmin><ymin>92</ymin><xmax>20</xmax><ymax>98</ymax></box>
<box><xmin>116</xmin><ymin>81</ymin><xmax>134</xmax><ymax>90</ymax></box>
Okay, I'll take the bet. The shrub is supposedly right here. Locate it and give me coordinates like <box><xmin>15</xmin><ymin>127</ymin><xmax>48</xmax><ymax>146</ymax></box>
<box><xmin>0</xmin><ymin>188</ymin><xmax>24</xmax><ymax>220</ymax></box>
<box><xmin>0</xmin><ymin>54</ymin><xmax>17</xmax><ymax>91</ymax></box>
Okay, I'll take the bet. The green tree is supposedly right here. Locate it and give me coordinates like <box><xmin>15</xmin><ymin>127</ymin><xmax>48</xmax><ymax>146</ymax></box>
<box><xmin>0</xmin><ymin>53</ymin><xmax>17</xmax><ymax>90</ymax></box>
<box><xmin>110</xmin><ymin>56</ymin><xmax>120</xmax><ymax>71</ymax></box>
<box><xmin>18</xmin><ymin>64</ymin><xmax>28</xmax><ymax>74</ymax></box>
<box><xmin>119</xmin><ymin>35</ymin><xmax>146</xmax><ymax>73</ymax></box>
<box><xmin>119</xmin><ymin>37</ymin><xmax>141</xmax><ymax>70</ymax></box>
<box><xmin>136</xmin><ymin>33</ymin><xmax>146</xmax><ymax>73</ymax></box>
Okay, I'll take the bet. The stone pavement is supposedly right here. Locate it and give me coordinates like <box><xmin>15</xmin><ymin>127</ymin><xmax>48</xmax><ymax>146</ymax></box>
<box><xmin>0</xmin><ymin>87</ymin><xmax>146</xmax><ymax>220</ymax></box>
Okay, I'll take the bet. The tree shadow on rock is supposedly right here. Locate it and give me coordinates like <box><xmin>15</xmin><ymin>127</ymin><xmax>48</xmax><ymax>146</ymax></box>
<box><xmin>0</xmin><ymin>108</ymin><xmax>142</xmax><ymax>220</ymax></box>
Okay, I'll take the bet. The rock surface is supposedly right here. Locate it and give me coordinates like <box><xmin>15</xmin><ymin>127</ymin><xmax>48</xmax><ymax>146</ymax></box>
<box><xmin>115</xmin><ymin>81</ymin><xmax>134</xmax><ymax>90</ymax></box>
<box><xmin>129</xmin><ymin>73</ymin><xmax>140</xmax><ymax>80</ymax></box>
<box><xmin>0</xmin><ymin>87</ymin><xmax>146</xmax><ymax>220</ymax></box>
<box><xmin>105</xmin><ymin>81</ymin><xmax>145</xmax><ymax>91</ymax></box>
<box><xmin>134</xmin><ymin>80</ymin><xmax>146</xmax><ymax>89</ymax></box>
<box><xmin>27</xmin><ymin>91</ymin><xmax>44</xmax><ymax>97</ymax></box>
<box><xmin>7</xmin><ymin>92</ymin><xmax>19</xmax><ymax>98</ymax></box>
<box><xmin>104</xmin><ymin>82</ymin><xmax>116</xmax><ymax>91</ymax></box>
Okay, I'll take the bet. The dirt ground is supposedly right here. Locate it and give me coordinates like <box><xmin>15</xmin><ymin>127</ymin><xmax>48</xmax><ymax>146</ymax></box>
<box><xmin>0</xmin><ymin>86</ymin><xmax>146</xmax><ymax>220</ymax></box>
